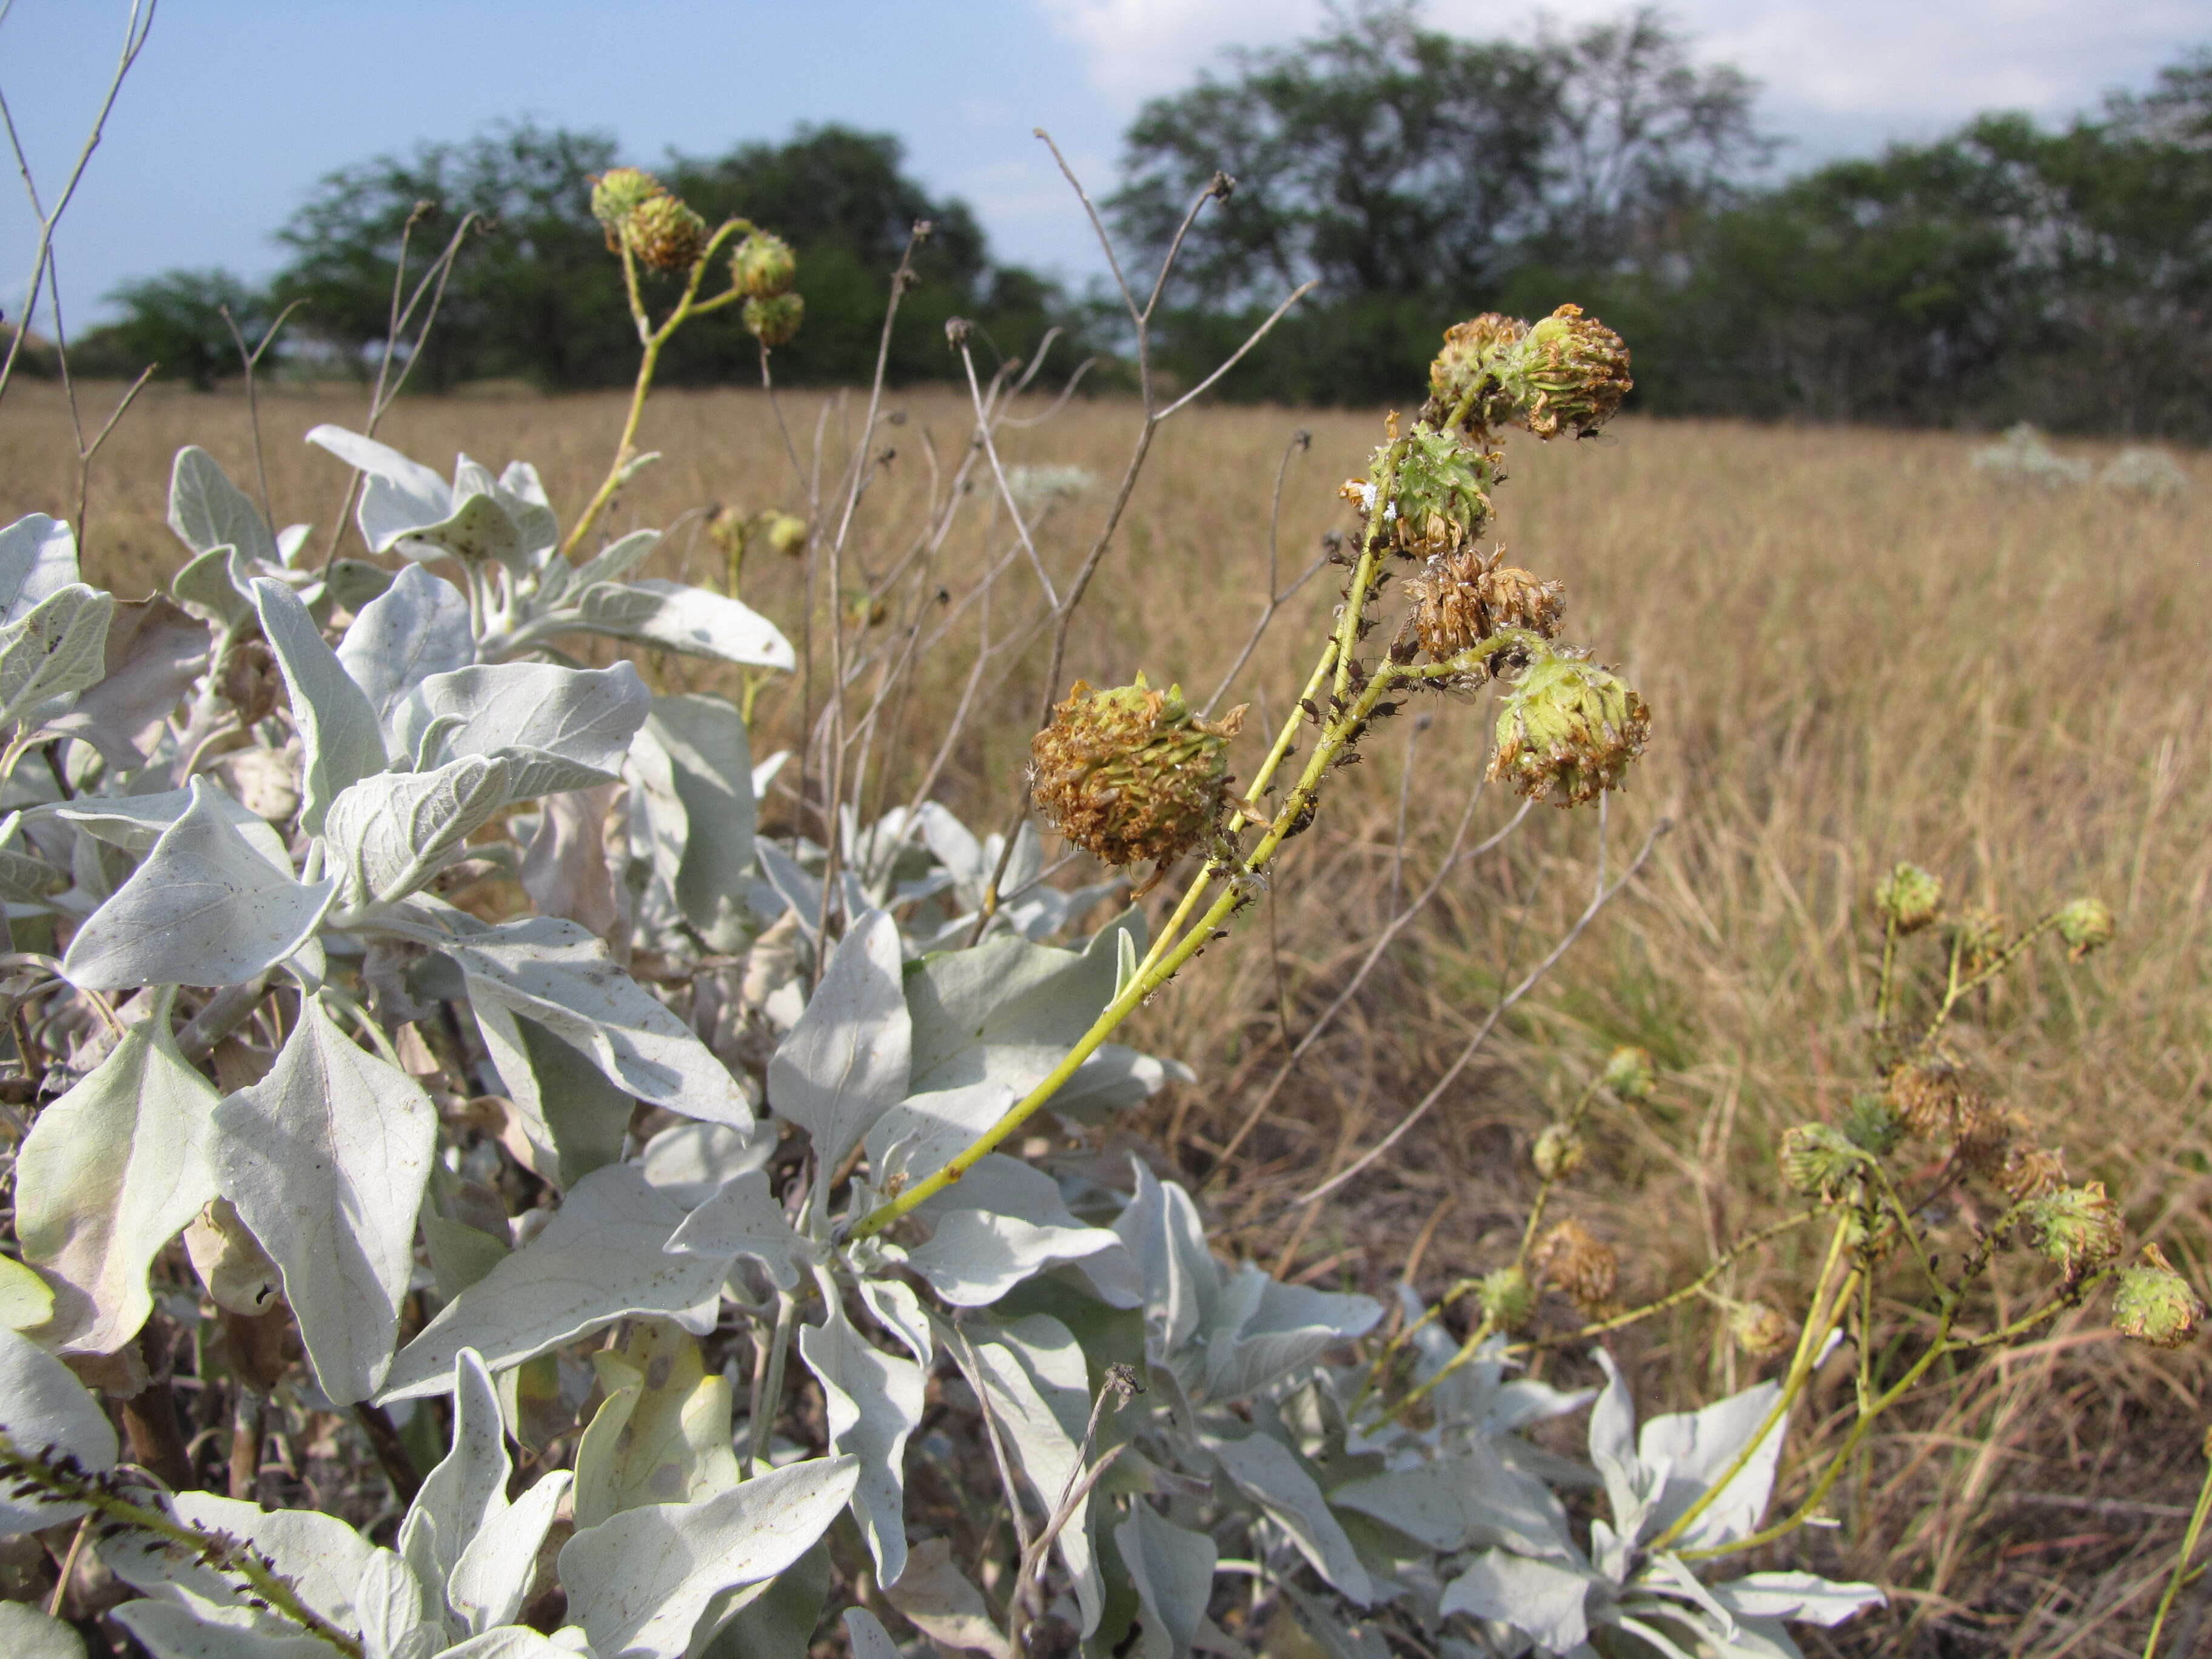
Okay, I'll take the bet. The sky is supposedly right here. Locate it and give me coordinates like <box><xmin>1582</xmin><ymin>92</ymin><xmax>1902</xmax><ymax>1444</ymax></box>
<box><xmin>2</xmin><ymin>0</ymin><xmax>2206</xmax><ymax>329</ymax></box>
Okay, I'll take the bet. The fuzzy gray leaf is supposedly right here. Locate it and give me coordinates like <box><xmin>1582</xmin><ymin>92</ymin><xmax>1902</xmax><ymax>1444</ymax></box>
<box><xmin>1202</xmin><ymin>1430</ymin><xmax>1375</xmax><ymax>1606</ymax></box>
<box><xmin>43</xmin><ymin>595</ymin><xmax>209</xmax><ymax>769</ymax></box>
<box><xmin>1116</xmin><ymin>1502</ymin><xmax>1217</xmax><ymax>1659</ymax></box>
<box><xmin>0</xmin><ymin>583</ymin><xmax>113</xmax><ymax>728</ymax></box>
<box><xmin>168</xmin><ymin>447</ymin><xmax>278</xmax><ymax>566</ymax></box>
<box><xmin>325</xmin><ymin>755</ymin><xmax>513</xmax><ymax>907</ymax></box>
<box><xmin>0</xmin><ymin>1326</ymin><xmax>118</xmax><ymax>1535</ymax></box>
<box><xmin>768</xmin><ymin>910</ymin><xmax>908</xmax><ymax>1185</ymax></box>
<box><xmin>395</xmin><ymin>662</ymin><xmax>649</xmax><ymax>800</ymax></box>
<box><xmin>799</xmin><ymin>1289</ymin><xmax>923</xmax><ymax>1586</ymax></box>
<box><xmin>1440</xmin><ymin>1552</ymin><xmax>1596</xmax><ymax>1654</ymax></box>
<box><xmin>570</xmin><ymin>580</ymin><xmax>795</xmax><ymax>669</ymax></box>
<box><xmin>252</xmin><ymin>577</ymin><xmax>386</xmax><ymax>834</ymax></box>
<box><xmin>337</xmin><ymin>565</ymin><xmax>474</xmax><ymax>745</ymax></box>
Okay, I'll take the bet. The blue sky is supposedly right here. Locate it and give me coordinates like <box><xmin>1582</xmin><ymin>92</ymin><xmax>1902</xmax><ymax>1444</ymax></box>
<box><xmin>4</xmin><ymin>0</ymin><xmax>2207</xmax><ymax>327</ymax></box>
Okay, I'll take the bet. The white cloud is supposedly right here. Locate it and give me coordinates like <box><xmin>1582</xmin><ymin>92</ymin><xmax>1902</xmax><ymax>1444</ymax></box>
<box><xmin>1036</xmin><ymin>0</ymin><xmax>2205</xmax><ymax>135</ymax></box>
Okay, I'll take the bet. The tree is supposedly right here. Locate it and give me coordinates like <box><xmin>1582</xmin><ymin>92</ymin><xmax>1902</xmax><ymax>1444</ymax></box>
<box><xmin>266</xmin><ymin>119</ymin><xmax>1074</xmax><ymax>392</ymax></box>
<box><xmin>90</xmin><ymin>268</ymin><xmax>263</xmax><ymax>389</ymax></box>
<box><xmin>1107</xmin><ymin>1</ymin><xmax>1765</xmax><ymax>403</ymax></box>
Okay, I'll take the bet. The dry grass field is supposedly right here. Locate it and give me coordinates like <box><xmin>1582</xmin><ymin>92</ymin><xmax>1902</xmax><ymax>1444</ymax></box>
<box><xmin>5</xmin><ymin>375</ymin><xmax>2209</xmax><ymax>1654</ymax></box>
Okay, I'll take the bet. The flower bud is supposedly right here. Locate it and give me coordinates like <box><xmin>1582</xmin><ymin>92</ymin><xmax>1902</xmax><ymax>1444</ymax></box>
<box><xmin>1730</xmin><ymin>1302</ymin><xmax>1793</xmax><ymax>1360</ymax></box>
<box><xmin>1030</xmin><ymin>674</ymin><xmax>1244</xmax><ymax>868</ymax></box>
<box><xmin>590</xmin><ymin>167</ymin><xmax>664</xmax><ymax>249</ymax></box>
<box><xmin>744</xmin><ymin>292</ymin><xmax>805</xmax><ymax>347</ymax></box>
<box><xmin>1874</xmin><ymin>863</ymin><xmax>1943</xmax><ymax>933</ymax></box>
<box><xmin>732</xmin><ymin>230</ymin><xmax>797</xmax><ymax>299</ymax></box>
<box><xmin>1478</xmin><ymin>1265</ymin><xmax>1537</xmax><ymax>1332</ymax></box>
<box><xmin>1404</xmin><ymin>545</ymin><xmax>1563</xmax><ymax>662</ymax></box>
<box><xmin>765</xmin><ymin>512</ymin><xmax>809</xmax><ymax>557</ymax></box>
<box><xmin>1533</xmin><ymin>1219</ymin><xmax>1617</xmax><ymax>1315</ymax></box>
<box><xmin>626</xmin><ymin>194</ymin><xmax>708</xmax><ymax>272</ymax></box>
<box><xmin>1507</xmin><ymin>305</ymin><xmax>1633</xmax><ymax>439</ymax></box>
<box><xmin>1532</xmin><ymin>1122</ymin><xmax>1586</xmax><ymax>1181</ymax></box>
<box><xmin>1488</xmin><ymin>645</ymin><xmax>1651</xmax><ymax>808</ymax></box>
<box><xmin>1602</xmin><ymin>1045</ymin><xmax>1657</xmax><ymax>1102</ymax></box>
<box><xmin>2056</xmin><ymin>897</ymin><xmax>2114</xmax><ymax>961</ymax></box>
<box><xmin>2114</xmin><ymin>1244</ymin><xmax>2204</xmax><ymax>1349</ymax></box>
<box><xmin>2022</xmin><ymin>1181</ymin><xmax>2125</xmax><ymax>1277</ymax></box>
<box><xmin>1780</xmin><ymin>1123</ymin><xmax>1862</xmax><ymax>1198</ymax></box>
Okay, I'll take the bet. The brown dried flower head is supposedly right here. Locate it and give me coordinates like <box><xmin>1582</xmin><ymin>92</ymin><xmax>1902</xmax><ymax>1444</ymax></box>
<box><xmin>1885</xmin><ymin>1061</ymin><xmax>1988</xmax><ymax>1141</ymax></box>
<box><xmin>626</xmin><ymin>193</ymin><xmax>708</xmax><ymax>272</ymax></box>
<box><xmin>1489</xmin><ymin>645</ymin><xmax>1651</xmax><ymax>807</ymax></box>
<box><xmin>1427</xmin><ymin>313</ymin><xmax>1529</xmax><ymax>434</ymax></box>
<box><xmin>1999</xmin><ymin>1142</ymin><xmax>2069</xmax><ymax>1203</ymax></box>
<box><xmin>1030</xmin><ymin>674</ymin><xmax>1243</xmax><ymax>868</ymax></box>
<box><xmin>1404</xmin><ymin>545</ymin><xmax>1564</xmax><ymax>663</ymax></box>
<box><xmin>1533</xmin><ymin>1218</ymin><xmax>1618</xmax><ymax>1315</ymax></box>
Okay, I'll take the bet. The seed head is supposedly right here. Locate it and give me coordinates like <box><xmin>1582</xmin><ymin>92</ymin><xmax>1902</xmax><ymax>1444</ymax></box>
<box><xmin>626</xmin><ymin>194</ymin><xmax>708</xmax><ymax>272</ymax></box>
<box><xmin>590</xmin><ymin>167</ymin><xmax>665</xmax><ymax>249</ymax></box>
<box><xmin>708</xmin><ymin>505</ymin><xmax>749</xmax><ymax>561</ymax></box>
<box><xmin>732</xmin><ymin>230</ymin><xmax>797</xmax><ymax>299</ymax></box>
<box><xmin>2056</xmin><ymin>897</ymin><xmax>2114</xmax><ymax>961</ymax></box>
<box><xmin>1384</xmin><ymin>424</ymin><xmax>1495</xmax><ymax>557</ymax></box>
<box><xmin>1781</xmin><ymin>1123</ymin><xmax>1862</xmax><ymax>1198</ymax></box>
<box><xmin>1533</xmin><ymin>1218</ymin><xmax>1617</xmax><ymax>1314</ymax></box>
<box><xmin>1999</xmin><ymin>1142</ymin><xmax>2069</xmax><ymax>1202</ymax></box>
<box><xmin>1404</xmin><ymin>545</ymin><xmax>1564</xmax><ymax>662</ymax></box>
<box><xmin>1532</xmin><ymin>1122</ymin><xmax>1586</xmax><ymax>1182</ymax></box>
<box><xmin>1885</xmin><ymin>1061</ymin><xmax>1986</xmax><ymax>1141</ymax></box>
<box><xmin>1478</xmin><ymin>1265</ymin><xmax>1537</xmax><ymax>1332</ymax></box>
<box><xmin>1508</xmin><ymin>304</ymin><xmax>1634</xmax><ymax>440</ymax></box>
<box><xmin>1603</xmin><ymin>1045</ymin><xmax>1657</xmax><ymax>1102</ymax></box>
<box><xmin>1030</xmin><ymin>674</ymin><xmax>1243</xmax><ymax>868</ymax></box>
<box><xmin>765</xmin><ymin>512</ymin><xmax>809</xmax><ymax>557</ymax></box>
<box><xmin>744</xmin><ymin>292</ymin><xmax>805</xmax><ymax>348</ymax></box>
<box><xmin>1875</xmin><ymin>863</ymin><xmax>1944</xmax><ymax>933</ymax></box>
<box><xmin>1951</xmin><ymin>905</ymin><xmax>2008</xmax><ymax>974</ymax></box>
<box><xmin>1488</xmin><ymin>645</ymin><xmax>1651</xmax><ymax>808</ymax></box>
<box><xmin>2114</xmin><ymin>1244</ymin><xmax>2204</xmax><ymax>1349</ymax></box>
<box><xmin>1730</xmin><ymin>1302</ymin><xmax>1794</xmax><ymax>1360</ymax></box>
<box><xmin>2022</xmin><ymin>1181</ymin><xmax>2125</xmax><ymax>1278</ymax></box>
<box><xmin>1427</xmin><ymin>313</ymin><xmax>1528</xmax><ymax>435</ymax></box>
<box><xmin>1840</xmin><ymin>1092</ymin><xmax>1905</xmax><ymax>1157</ymax></box>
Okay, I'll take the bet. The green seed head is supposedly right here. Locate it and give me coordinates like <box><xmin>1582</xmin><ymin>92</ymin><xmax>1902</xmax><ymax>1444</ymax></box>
<box><xmin>2114</xmin><ymin>1244</ymin><xmax>2204</xmax><ymax>1349</ymax></box>
<box><xmin>1780</xmin><ymin>1123</ymin><xmax>1862</xmax><ymax>1198</ymax></box>
<box><xmin>1029</xmin><ymin>674</ymin><xmax>1243</xmax><ymax>868</ymax></box>
<box><xmin>1730</xmin><ymin>1302</ymin><xmax>1793</xmax><ymax>1359</ymax></box>
<box><xmin>1602</xmin><ymin>1045</ymin><xmax>1657</xmax><ymax>1102</ymax></box>
<box><xmin>1506</xmin><ymin>304</ymin><xmax>1634</xmax><ymax>439</ymax></box>
<box><xmin>1478</xmin><ymin>1265</ymin><xmax>1537</xmax><ymax>1333</ymax></box>
<box><xmin>1840</xmin><ymin>1091</ymin><xmax>1906</xmax><ymax>1157</ymax></box>
<box><xmin>732</xmin><ymin>230</ymin><xmax>797</xmax><ymax>300</ymax></box>
<box><xmin>2022</xmin><ymin>1181</ymin><xmax>2125</xmax><ymax>1277</ymax></box>
<box><xmin>1875</xmin><ymin>863</ymin><xmax>1944</xmax><ymax>933</ymax></box>
<box><xmin>744</xmin><ymin>292</ymin><xmax>806</xmax><ymax>347</ymax></box>
<box><xmin>1489</xmin><ymin>645</ymin><xmax>1651</xmax><ymax>808</ymax></box>
<box><xmin>1532</xmin><ymin>1122</ymin><xmax>1586</xmax><ymax>1181</ymax></box>
<box><xmin>765</xmin><ymin>512</ymin><xmax>809</xmax><ymax>557</ymax></box>
<box><xmin>590</xmin><ymin>167</ymin><xmax>664</xmax><ymax>247</ymax></box>
<box><xmin>1427</xmin><ymin>313</ymin><xmax>1528</xmax><ymax>435</ymax></box>
<box><xmin>1385</xmin><ymin>423</ymin><xmax>1495</xmax><ymax>556</ymax></box>
<box><xmin>2056</xmin><ymin>897</ymin><xmax>2114</xmax><ymax>960</ymax></box>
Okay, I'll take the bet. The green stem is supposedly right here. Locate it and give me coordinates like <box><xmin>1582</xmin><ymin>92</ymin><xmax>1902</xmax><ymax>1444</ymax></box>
<box><xmin>0</xmin><ymin>1435</ymin><xmax>361</xmax><ymax>1656</ymax></box>
<box><xmin>2145</xmin><ymin>1433</ymin><xmax>2212</xmax><ymax>1658</ymax></box>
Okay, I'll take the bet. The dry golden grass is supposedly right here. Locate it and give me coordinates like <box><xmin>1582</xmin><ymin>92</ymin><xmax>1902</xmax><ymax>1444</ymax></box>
<box><xmin>6</xmin><ymin>376</ymin><xmax>2209</xmax><ymax>1653</ymax></box>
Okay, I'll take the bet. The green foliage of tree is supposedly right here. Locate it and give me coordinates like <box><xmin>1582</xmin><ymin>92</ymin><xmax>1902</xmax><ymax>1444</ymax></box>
<box><xmin>1108</xmin><ymin>1</ymin><xmax>1764</xmax><ymax>404</ymax></box>
<box><xmin>84</xmin><ymin>267</ymin><xmax>262</xmax><ymax>390</ymax></box>
<box><xmin>259</xmin><ymin>119</ymin><xmax>1071</xmax><ymax>392</ymax></box>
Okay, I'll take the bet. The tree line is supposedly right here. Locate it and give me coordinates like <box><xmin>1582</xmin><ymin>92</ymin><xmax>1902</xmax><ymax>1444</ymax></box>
<box><xmin>76</xmin><ymin>3</ymin><xmax>2212</xmax><ymax>434</ymax></box>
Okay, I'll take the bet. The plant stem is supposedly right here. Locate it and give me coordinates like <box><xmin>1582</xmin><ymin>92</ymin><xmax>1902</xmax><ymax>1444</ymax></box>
<box><xmin>2145</xmin><ymin>1434</ymin><xmax>2212</xmax><ymax>1659</ymax></box>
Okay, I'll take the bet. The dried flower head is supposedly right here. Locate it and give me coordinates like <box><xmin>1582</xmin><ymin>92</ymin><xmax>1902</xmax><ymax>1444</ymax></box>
<box><xmin>1532</xmin><ymin>1122</ymin><xmax>1586</xmax><ymax>1182</ymax></box>
<box><xmin>1885</xmin><ymin>1061</ymin><xmax>1987</xmax><ymax>1141</ymax></box>
<box><xmin>2056</xmin><ymin>897</ymin><xmax>2114</xmax><ymax>961</ymax></box>
<box><xmin>589</xmin><ymin>167</ymin><xmax>664</xmax><ymax>248</ymax></box>
<box><xmin>1533</xmin><ymin>1218</ymin><xmax>1617</xmax><ymax>1314</ymax></box>
<box><xmin>1478</xmin><ymin>1265</ymin><xmax>1537</xmax><ymax>1332</ymax></box>
<box><xmin>1384</xmin><ymin>424</ymin><xmax>1495</xmax><ymax>557</ymax></box>
<box><xmin>1730</xmin><ymin>1302</ymin><xmax>1794</xmax><ymax>1360</ymax></box>
<box><xmin>1603</xmin><ymin>1045</ymin><xmax>1657</xmax><ymax>1102</ymax></box>
<box><xmin>626</xmin><ymin>194</ymin><xmax>708</xmax><ymax>272</ymax></box>
<box><xmin>1403</xmin><ymin>545</ymin><xmax>1564</xmax><ymax>662</ymax></box>
<box><xmin>731</xmin><ymin>230</ymin><xmax>797</xmax><ymax>300</ymax></box>
<box><xmin>1875</xmin><ymin>863</ymin><xmax>1944</xmax><ymax>933</ymax></box>
<box><xmin>2114</xmin><ymin>1244</ymin><xmax>2204</xmax><ymax>1349</ymax></box>
<box><xmin>1427</xmin><ymin>313</ymin><xmax>1528</xmax><ymax>434</ymax></box>
<box><xmin>1488</xmin><ymin>645</ymin><xmax>1651</xmax><ymax>807</ymax></box>
<box><xmin>1030</xmin><ymin>674</ymin><xmax>1243</xmax><ymax>868</ymax></box>
<box><xmin>744</xmin><ymin>292</ymin><xmax>805</xmax><ymax>347</ymax></box>
<box><xmin>1781</xmin><ymin>1123</ymin><xmax>1863</xmax><ymax>1198</ymax></box>
<box><xmin>2022</xmin><ymin>1181</ymin><xmax>2125</xmax><ymax>1277</ymax></box>
<box><xmin>1999</xmin><ymin>1142</ymin><xmax>2069</xmax><ymax>1202</ymax></box>
<box><xmin>1507</xmin><ymin>305</ymin><xmax>1633</xmax><ymax>439</ymax></box>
